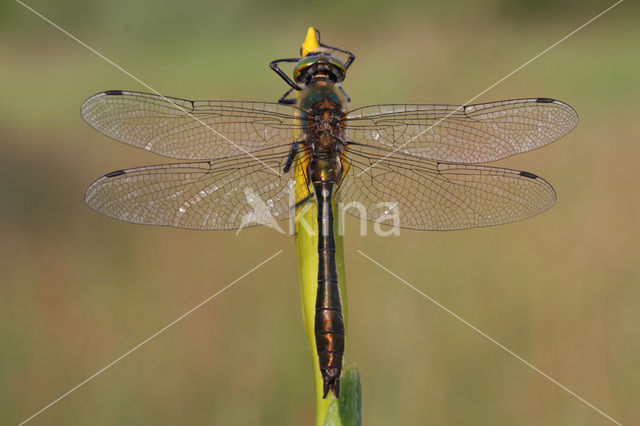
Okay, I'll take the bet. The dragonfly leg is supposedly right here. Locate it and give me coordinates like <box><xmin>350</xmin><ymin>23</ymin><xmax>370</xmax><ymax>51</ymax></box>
<box><xmin>283</xmin><ymin>141</ymin><xmax>299</xmax><ymax>173</ymax></box>
<box><xmin>293</xmin><ymin>193</ymin><xmax>313</xmax><ymax>210</ymax></box>
<box><xmin>338</xmin><ymin>86</ymin><xmax>351</xmax><ymax>103</ymax></box>
<box><xmin>277</xmin><ymin>87</ymin><xmax>297</xmax><ymax>105</ymax></box>
<box><xmin>318</xmin><ymin>41</ymin><xmax>355</xmax><ymax>69</ymax></box>
<box><xmin>269</xmin><ymin>58</ymin><xmax>302</xmax><ymax>91</ymax></box>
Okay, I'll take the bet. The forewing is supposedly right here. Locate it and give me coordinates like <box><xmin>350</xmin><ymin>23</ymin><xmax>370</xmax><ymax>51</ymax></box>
<box><xmin>339</xmin><ymin>146</ymin><xmax>556</xmax><ymax>230</ymax></box>
<box><xmin>345</xmin><ymin>98</ymin><xmax>577</xmax><ymax>163</ymax></box>
<box><xmin>81</xmin><ymin>91</ymin><xmax>303</xmax><ymax>160</ymax></box>
<box><xmin>85</xmin><ymin>155</ymin><xmax>301</xmax><ymax>230</ymax></box>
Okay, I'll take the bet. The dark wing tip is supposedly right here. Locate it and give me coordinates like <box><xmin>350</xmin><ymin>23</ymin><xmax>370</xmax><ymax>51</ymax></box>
<box><xmin>535</xmin><ymin>97</ymin><xmax>579</xmax><ymax>132</ymax></box>
<box><xmin>81</xmin><ymin>90</ymin><xmax>121</xmax><ymax>122</ymax></box>
<box><xmin>84</xmin><ymin>169</ymin><xmax>127</xmax><ymax>208</ymax></box>
<box><xmin>517</xmin><ymin>169</ymin><xmax>556</xmax><ymax>201</ymax></box>
<box><xmin>105</xmin><ymin>169</ymin><xmax>126</xmax><ymax>178</ymax></box>
<box><xmin>519</xmin><ymin>170</ymin><xmax>539</xmax><ymax>179</ymax></box>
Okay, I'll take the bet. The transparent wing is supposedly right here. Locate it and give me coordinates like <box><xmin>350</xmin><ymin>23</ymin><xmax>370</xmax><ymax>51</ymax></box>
<box><xmin>81</xmin><ymin>91</ymin><xmax>303</xmax><ymax>160</ymax></box>
<box><xmin>85</xmin><ymin>153</ymin><xmax>305</xmax><ymax>230</ymax></box>
<box><xmin>338</xmin><ymin>145</ymin><xmax>556</xmax><ymax>230</ymax></box>
<box><xmin>345</xmin><ymin>98</ymin><xmax>577</xmax><ymax>163</ymax></box>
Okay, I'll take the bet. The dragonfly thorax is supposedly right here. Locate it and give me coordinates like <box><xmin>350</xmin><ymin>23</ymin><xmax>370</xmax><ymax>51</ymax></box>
<box><xmin>297</xmin><ymin>84</ymin><xmax>347</xmax><ymax>186</ymax></box>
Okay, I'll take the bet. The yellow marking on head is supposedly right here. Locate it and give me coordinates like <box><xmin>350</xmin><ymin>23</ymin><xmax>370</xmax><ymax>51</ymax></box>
<box><xmin>301</xmin><ymin>27</ymin><xmax>320</xmax><ymax>57</ymax></box>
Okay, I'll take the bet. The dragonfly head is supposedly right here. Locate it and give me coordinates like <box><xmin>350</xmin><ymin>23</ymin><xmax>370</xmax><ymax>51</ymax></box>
<box><xmin>293</xmin><ymin>53</ymin><xmax>346</xmax><ymax>85</ymax></box>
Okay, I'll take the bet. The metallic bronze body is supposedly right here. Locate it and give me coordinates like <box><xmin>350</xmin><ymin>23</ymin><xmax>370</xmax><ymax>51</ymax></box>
<box><xmin>81</xmin><ymin>30</ymin><xmax>578</xmax><ymax>403</ymax></box>
<box><xmin>296</xmin><ymin>76</ymin><xmax>348</xmax><ymax>398</ymax></box>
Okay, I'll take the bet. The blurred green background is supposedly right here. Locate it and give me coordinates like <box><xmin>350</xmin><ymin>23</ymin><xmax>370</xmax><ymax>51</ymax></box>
<box><xmin>1</xmin><ymin>0</ymin><xmax>638</xmax><ymax>424</ymax></box>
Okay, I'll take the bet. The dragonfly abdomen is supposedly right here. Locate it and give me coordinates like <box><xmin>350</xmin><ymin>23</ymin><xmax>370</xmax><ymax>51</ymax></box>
<box><xmin>312</xmin><ymin>180</ymin><xmax>344</xmax><ymax>398</ymax></box>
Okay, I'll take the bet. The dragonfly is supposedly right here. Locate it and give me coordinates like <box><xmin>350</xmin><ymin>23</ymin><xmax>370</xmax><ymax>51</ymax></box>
<box><xmin>81</xmin><ymin>28</ymin><xmax>578</xmax><ymax>398</ymax></box>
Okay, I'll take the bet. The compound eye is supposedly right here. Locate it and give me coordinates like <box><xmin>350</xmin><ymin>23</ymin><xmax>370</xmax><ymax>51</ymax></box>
<box><xmin>293</xmin><ymin>56</ymin><xmax>317</xmax><ymax>83</ymax></box>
